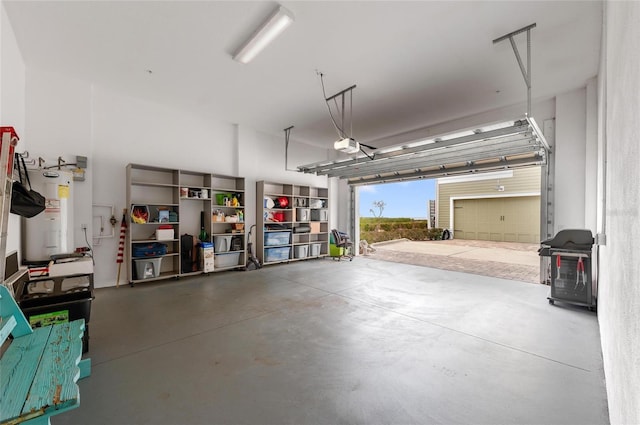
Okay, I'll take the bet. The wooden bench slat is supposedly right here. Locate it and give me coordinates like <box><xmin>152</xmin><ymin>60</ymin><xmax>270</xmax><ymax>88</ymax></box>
<box><xmin>0</xmin><ymin>326</ymin><xmax>51</xmax><ymax>424</ymax></box>
<box><xmin>0</xmin><ymin>286</ymin><xmax>33</xmax><ymax>339</ymax></box>
<box><xmin>22</xmin><ymin>320</ymin><xmax>84</xmax><ymax>417</ymax></box>
<box><xmin>0</xmin><ymin>315</ymin><xmax>17</xmax><ymax>343</ymax></box>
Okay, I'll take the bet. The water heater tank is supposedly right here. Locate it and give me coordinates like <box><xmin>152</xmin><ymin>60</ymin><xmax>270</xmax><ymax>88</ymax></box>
<box><xmin>22</xmin><ymin>170</ymin><xmax>74</xmax><ymax>263</ymax></box>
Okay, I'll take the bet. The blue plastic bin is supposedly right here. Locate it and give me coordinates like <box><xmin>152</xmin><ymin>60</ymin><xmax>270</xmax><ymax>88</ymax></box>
<box><xmin>265</xmin><ymin>246</ymin><xmax>291</xmax><ymax>262</ymax></box>
<box><xmin>265</xmin><ymin>231</ymin><xmax>291</xmax><ymax>246</ymax></box>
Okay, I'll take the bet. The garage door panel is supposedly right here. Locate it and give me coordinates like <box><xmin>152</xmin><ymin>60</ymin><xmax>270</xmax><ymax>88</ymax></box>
<box><xmin>490</xmin><ymin>233</ymin><xmax>503</xmax><ymax>241</ymax></box>
<box><xmin>504</xmin><ymin>232</ymin><xmax>517</xmax><ymax>242</ymax></box>
<box><xmin>477</xmin><ymin>232</ymin><xmax>490</xmax><ymax>241</ymax></box>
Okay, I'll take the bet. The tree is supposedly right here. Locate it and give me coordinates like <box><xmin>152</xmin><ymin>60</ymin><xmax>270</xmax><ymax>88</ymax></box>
<box><xmin>370</xmin><ymin>200</ymin><xmax>386</xmax><ymax>217</ymax></box>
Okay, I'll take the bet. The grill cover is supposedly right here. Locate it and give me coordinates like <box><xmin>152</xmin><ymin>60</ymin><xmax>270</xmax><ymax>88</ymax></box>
<box><xmin>539</xmin><ymin>229</ymin><xmax>594</xmax><ymax>256</ymax></box>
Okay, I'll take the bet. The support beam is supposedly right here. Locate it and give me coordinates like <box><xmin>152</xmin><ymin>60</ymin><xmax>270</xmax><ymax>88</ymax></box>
<box><xmin>493</xmin><ymin>23</ymin><xmax>536</xmax><ymax>117</ymax></box>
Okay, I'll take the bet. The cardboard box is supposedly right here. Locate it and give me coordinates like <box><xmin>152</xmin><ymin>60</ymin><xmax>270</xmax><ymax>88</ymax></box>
<box><xmin>200</xmin><ymin>243</ymin><xmax>214</xmax><ymax>272</ymax></box>
<box><xmin>310</xmin><ymin>222</ymin><xmax>321</xmax><ymax>233</ymax></box>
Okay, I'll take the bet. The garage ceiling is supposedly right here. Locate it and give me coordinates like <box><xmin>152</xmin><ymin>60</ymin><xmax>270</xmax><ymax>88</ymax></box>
<box><xmin>3</xmin><ymin>1</ymin><xmax>602</xmax><ymax>151</ymax></box>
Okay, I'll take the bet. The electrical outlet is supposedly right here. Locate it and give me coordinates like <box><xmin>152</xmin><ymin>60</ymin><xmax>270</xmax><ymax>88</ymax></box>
<box><xmin>81</xmin><ymin>224</ymin><xmax>87</xmax><ymax>231</ymax></box>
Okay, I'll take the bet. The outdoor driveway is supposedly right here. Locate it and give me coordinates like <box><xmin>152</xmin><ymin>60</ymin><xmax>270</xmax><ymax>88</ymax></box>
<box><xmin>368</xmin><ymin>239</ymin><xmax>541</xmax><ymax>284</ymax></box>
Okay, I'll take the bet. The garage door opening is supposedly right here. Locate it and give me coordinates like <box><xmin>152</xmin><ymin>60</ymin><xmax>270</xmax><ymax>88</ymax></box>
<box><xmin>298</xmin><ymin>118</ymin><xmax>551</xmax><ymax>271</ymax></box>
<box><xmin>353</xmin><ymin>167</ymin><xmax>543</xmax><ymax>283</ymax></box>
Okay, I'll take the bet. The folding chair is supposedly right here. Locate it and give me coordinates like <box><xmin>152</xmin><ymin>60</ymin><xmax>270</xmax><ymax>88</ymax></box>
<box><xmin>331</xmin><ymin>229</ymin><xmax>354</xmax><ymax>261</ymax></box>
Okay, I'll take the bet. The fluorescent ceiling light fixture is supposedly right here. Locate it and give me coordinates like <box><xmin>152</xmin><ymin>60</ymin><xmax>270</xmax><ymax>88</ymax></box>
<box><xmin>233</xmin><ymin>5</ymin><xmax>294</xmax><ymax>64</ymax></box>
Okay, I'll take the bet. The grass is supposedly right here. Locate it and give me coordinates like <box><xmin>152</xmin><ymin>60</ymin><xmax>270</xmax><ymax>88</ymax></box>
<box><xmin>360</xmin><ymin>217</ymin><xmax>443</xmax><ymax>244</ymax></box>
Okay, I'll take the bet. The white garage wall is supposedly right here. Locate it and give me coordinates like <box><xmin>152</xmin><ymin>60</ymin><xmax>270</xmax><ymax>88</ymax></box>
<box><xmin>599</xmin><ymin>2</ymin><xmax>640</xmax><ymax>424</ymax></box>
<box><xmin>0</xmin><ymin>3</ymin><xmax>25</xmax><ymax>259</ymax></box>
<box><xmin>236</xmin><ymin>125</ymin><xmax>330</xmax><ymax>250</ymax></box>
<box><xmin>24</xmin><ymin>68</ymin><xmax>93</xmax><ymax>253</ymax></box>
<box><xmin>19</xmin><ymin>67</ymin><xmax>331</xmax><ymax>288</ymax></box>
<box><xmin>555</xmin><ymin>88</ymin><xmax>587</xmax><ymax>231</ymax></box>
<box><xmin>89</xmin><ymin>85</ymin><xmax>237</xmax><ymax>287</ymax></box>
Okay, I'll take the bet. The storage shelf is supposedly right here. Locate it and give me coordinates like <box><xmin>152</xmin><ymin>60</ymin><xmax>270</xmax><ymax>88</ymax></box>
<box><xmin>130</xmin><ymin>203</ymin><xmax>179</xmax><ymax>207</ymax></box>
<box><xmin>131</xmin><ymin>181</ymin><xmax>179</xmax><ymax>188</ymax></box>
<box><xmin>131</xmin><ymin>271</ymin><xmax>179</xmax><ymax>283</ymax></box>
<box><xmin>132</xmin><ymin>252</ymin><xmax>179</xmax><ymax>260</ymax></box>
<box><xmin>127</xmin><ymin>163</ymin><xmax>246</xmax><ymax>284</ymax></box>
<box><xmin>132</xmin><ymin>239</ymin><xmax>179</xmax><ymax>244</ymax></box>
<box><xmin>257</xmin><ymin>181</ymin><xmax>329</xmax><ymax>267</ymax></box>
<box><xmin>262</xmin><ymin>260</ymin><xmax>290</xmax><ymax>266</ymax></box>
<box><xmin>130</xmin><ymin>222</ymin><xmax>179</xmax><ymax>226</ymax></box>
<box><xmin>180</xmin><ymin>185</ymin><xmax>210</xmax><ymax>190</ymax></box>
<box><xmin>214</xmin><ymin>264</ymin><xmax>245</xmax><ymax>271</ymax></box>
<box><xmin>213</xmin><ymin>251</ymin><xmax>244</xmax><ymax>255</ymax></box>
<box><xmin>181</xmin><ymin>271</ymin><xmax>204</xmax><ymax>277</ymax></box>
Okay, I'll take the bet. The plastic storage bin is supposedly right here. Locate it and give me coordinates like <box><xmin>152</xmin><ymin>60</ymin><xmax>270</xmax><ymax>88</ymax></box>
<box><xmin>265</xmin><ymin>246</ymin><xmax>291</xmax><ymax>262</ymax></box>
<box><xmin>134</xmin><ymin>257</ymin><xmax>162</xmax><ymax>279</ymax></box>
<box><xmin>132</xmin><ymin>242</ymin><xmax>167</xmax><ymax>257</ymax></box>
<box><xmin>214</xmin><ymin>235</ymin><xmax>233</xmax><ymax>253</ymax></box>
<box><xmin>330</xmin><ymin>244</ymin><xmax>344</xmax><ymax>257</ymax></box>
<box><xmin>214</xmin><ymin>252</ymin><xmax>241</xmax><ymax>268</ymax></box>
<box><xmin>294</xmin><ymin>245</ymin><xmax>309</xmax><ymax>258</ymax></box>
<box><xmin>310</xmin><ymin>243</ymin><xmax>322</xmax><ymax>256</ymax></box>
<box><xmin>215</xmin><ymin>193</ymin><xmax>232</xmax><ymax>205</ymax></box>
<box><xmin>265</xmin><ymin>231</ymin><xmax>291</xmax><ymax>246</ymax></box>
<box><xmin>296</xmin><ymin>208</ymin><xmax>310</xmax><ymax>221</ymax></box>
<box><xmin>311</xmin><ymin>209</ymin><xmax>328</xmax><ymax>221</ymax></box>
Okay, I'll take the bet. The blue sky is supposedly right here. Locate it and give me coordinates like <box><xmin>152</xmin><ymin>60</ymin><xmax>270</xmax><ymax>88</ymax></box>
<box><xmin>358</xmin><ymin>180</ymin><xmax>436</xmax><ymax>218</ymax></box>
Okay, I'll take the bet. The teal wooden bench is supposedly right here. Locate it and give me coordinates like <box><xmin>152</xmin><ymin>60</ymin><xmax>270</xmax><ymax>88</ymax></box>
<box><xmin>0</xmin><ymin>285</ymin><xmax>91</xmax><ymax>425</ymax></box>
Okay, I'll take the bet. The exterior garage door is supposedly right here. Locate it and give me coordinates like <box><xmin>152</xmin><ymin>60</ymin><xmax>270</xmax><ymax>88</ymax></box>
<box><xmin>453</xmin><ymin>196</ymin><xmax>540</xmax><ymax>242</ymax></box>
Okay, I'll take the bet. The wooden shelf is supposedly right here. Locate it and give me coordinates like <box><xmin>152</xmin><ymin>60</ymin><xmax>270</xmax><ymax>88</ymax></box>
<box><xmin>131</xmin><ymin>181</ymin><xmax>179</xmax><ymax>188</ymax></box>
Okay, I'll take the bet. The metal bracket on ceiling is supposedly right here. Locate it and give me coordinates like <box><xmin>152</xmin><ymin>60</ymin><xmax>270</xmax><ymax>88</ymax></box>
<box><xmin>493</xmin><ymin>23</ymin><xmax>536</xmax><ymax>118</ymax></box>
<box><xmin>325</xmin><ymin>84</ymin><xmax>357</xmax><ymax>140</ymax></box>
<box><xmin>284</xmin><ymin>126</ymin><xmax>296</xmax><ymax>171</ymax></box>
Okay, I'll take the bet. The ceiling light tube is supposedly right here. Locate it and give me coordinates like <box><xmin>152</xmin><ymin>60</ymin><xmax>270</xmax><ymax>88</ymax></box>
<box><xmin>233</xmin><ymin>5</ymin><xmax>294</xmax><ymax>64</ymax></box>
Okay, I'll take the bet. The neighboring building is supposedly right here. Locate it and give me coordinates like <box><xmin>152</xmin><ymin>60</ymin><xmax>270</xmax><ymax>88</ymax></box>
<box><xmin>436</xmin><ymin>167</ymin><xmax>541</xmax><ymax>243</ymax></box>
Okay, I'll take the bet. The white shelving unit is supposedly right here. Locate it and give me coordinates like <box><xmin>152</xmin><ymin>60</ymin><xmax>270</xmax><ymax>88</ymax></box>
<box><xmin>256</xmin><ymin>181</ymin><xmax>329</xmax><ymax>266</ymax></box>
<box><xmin>126</xmin><ymin>164</ymin><xmax>245</xmax><ymax>285</ymax></box>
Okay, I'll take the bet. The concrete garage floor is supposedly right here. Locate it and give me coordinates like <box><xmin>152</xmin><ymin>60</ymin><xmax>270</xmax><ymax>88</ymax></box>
<box><xmin>370</xmin><ymin>239</ymin><xmax>541</xmax><ymax>284</ymax></box>
<box><xmin>59</xmin><ymin>258</ymin><xmax>607</xmax><ymax>425</ymax></box>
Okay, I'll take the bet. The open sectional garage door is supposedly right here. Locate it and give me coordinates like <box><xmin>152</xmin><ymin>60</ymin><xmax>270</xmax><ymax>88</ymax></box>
<box><xmin>453</xmin><ymin>196</ymin><xmax>540</xmax><ymax>242</ymax></box>
<box><xmin>298</xmin><ymin>118</ymin><xmax>551</xmax><ymax>242</ymax></box>
<box><xmin>298</xmin><ymin>118</ymin><xmax>549</xmax><ymax>186</ymax></box>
